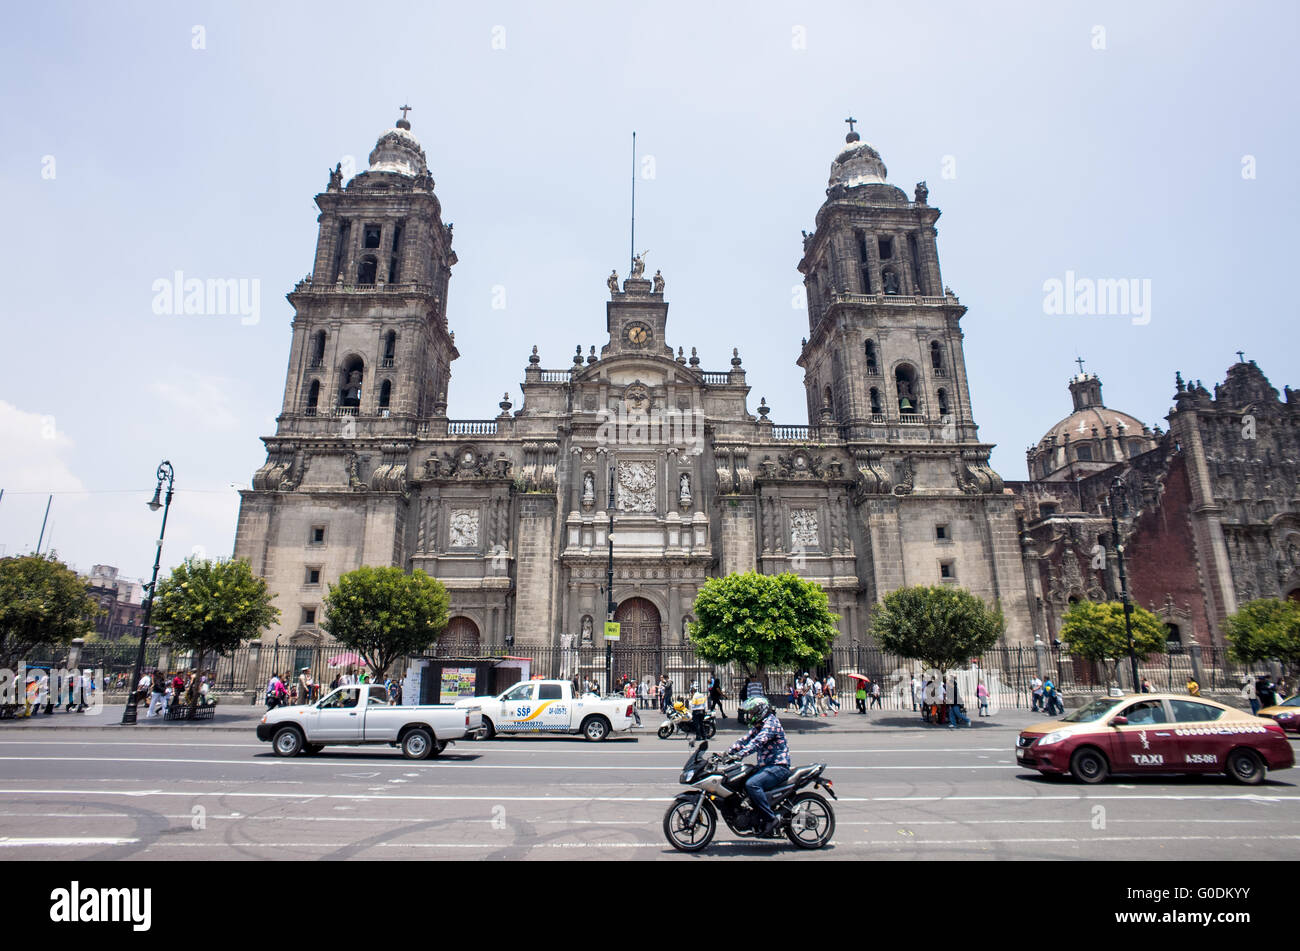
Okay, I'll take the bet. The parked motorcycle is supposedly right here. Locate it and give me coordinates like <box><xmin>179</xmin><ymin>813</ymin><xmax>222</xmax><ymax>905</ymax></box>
<box><xmin>657</xmin><ymin>701</ymin><xmax>716</xmax><ymax>740</ymax></box>
<box><xmin>662</xmin><ymin>740</ymin><xmax>836</xmax><ymax>852</ymax></box>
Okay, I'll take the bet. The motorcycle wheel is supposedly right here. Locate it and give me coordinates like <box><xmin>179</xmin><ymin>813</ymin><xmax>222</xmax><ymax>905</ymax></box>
<box><xmin>784</xmin><ymin>792</ymin><xmax>835</xmax><ymax>850</ymax></box>
<box><xmin>663</xmin><ymin>795</ymin><xmax>717</xmax><ymax>853</ymax></box>
<box><xmin>703</xmin><ymin>721</ymin><xmax>717</xmax><ymax>739</ymax></box>
<box><xmin>657</xmin><ymin>724</ymin><xmax>674</xmax><ymax>739</ymax></box>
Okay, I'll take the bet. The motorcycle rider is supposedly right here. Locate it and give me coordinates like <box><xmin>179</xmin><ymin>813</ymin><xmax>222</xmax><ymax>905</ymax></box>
<box><xmin>688</xmin><ymin>682</ymin><xmax>707</xmax><ymax>739</ymax></box>
<box><xmin>727</xmin><ymin>695</ymin><xmax>790</xmax><ymax>836</ymax></box>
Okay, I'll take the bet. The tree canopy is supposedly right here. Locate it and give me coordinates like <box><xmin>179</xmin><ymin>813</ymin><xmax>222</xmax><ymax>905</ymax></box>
<box><xmin>153</xmin><ymin>557</ymin><xmax>279</xmax><ymax>701</ymax></box>
<box><xmin>1225</xmin><ymin>598</ymin><xmax>1300</xmax><ymax>674</ymax></box>
<box><xmin>1059</xmin><ymin>599</ymin><xmax>1167</xmax><ymax>682</ymax></box>
<box><xmin>689</xmin><ymin>572</ymin><xmax>840</xmax><ymax>675</ymax></box>
<box><xmin>0</xmin><ymin>553</ymin><xmax>97</xmax><ymax>669</ymax></box>
<box><xmin>321</xmin><ymin>565</ymin><xmax>450</xmax><ymax>678</ymax></box>
<box><xmin>869</xmin><ymin>585</ymin><xmax>1005</xmax><ymax>672</ymax></box>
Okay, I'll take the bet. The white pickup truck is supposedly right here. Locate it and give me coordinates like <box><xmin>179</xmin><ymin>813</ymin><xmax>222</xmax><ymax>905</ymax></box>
<box><xmin>256</xmin><ymin>684</ymin><xmax>482</xmax><ymax>759</ymax></box>
<box><xmin>457</xmin><ymin>679</ymin><xmax>637</xmax><ymax>741</ymax></box>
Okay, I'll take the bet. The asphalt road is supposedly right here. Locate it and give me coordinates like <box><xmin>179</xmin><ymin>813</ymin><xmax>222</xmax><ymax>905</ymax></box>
<box><xmin>1</xmin><ymin>725</ymin><xmax>1297</xmax><ymax>860</ymax></box>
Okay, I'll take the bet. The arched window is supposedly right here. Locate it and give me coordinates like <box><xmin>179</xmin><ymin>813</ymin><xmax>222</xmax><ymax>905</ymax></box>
<box><xmin>357</xmin><ymin>256</ymin><xmax>378</xmax><ymax>285</ymax></box>
<box><xmin>305</xmin><ymin>380</ymin><xmax>320</xmax><ymax>416</ymax></box>
<box><xmin>339</xmin><ymin>356</ymin><xmax>364</xmax><ymax>409</ymax></box>
<box><xmin>378</xmin><ymin>380</ymin><xmax>392</xmax><ymax>412</ymax></box>
<box><xmin>823</xmin><ymin>385</ymin><xmax>833</xmax><ymax>412</ymax></box>
<box><xmin>937</xmin><ymin>387</ymin><xmax>949</xmax><ymax>416</ymax></box>
<box><xmin>869</xmin><ymin>387</ymin><xmax>882</xmax><ymax>415</ymax></box>
<box><xmin>310</xmin><ymin>330</ymin><xmax>326</xmax><ymax>368</ymax></box>
<box><xmin>930</xmin><ymin>341</ymin><xmax>944</xmax><ymax>372</ymax></box>
<box><xmin>895</xmin><ymin>364</ymin><xmax>919</xmax><ymax>415</ymax></box>
<box><xmin>1165</xmin><ymin>623</ymin><xmax>1182</xmax><ymax>645</ymax></box>
<box><xmin>865</xmin><ymin>340</ymin><xmax>879</xmax><ymax>374</ymax></box>
<box><xmin>382</xmin><ymin>331</ymin><xmax>396</xmax><ymax>367</ymax></box>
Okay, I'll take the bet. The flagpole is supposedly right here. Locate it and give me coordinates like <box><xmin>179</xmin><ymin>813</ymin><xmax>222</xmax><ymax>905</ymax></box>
<box><xmin>630</xmin><ymin>131</ymin><xmax>636</xmax><ymax>273</ymax></box>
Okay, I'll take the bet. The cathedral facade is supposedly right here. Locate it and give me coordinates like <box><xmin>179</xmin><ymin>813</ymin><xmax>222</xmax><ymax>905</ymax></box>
<box><xmin>232</xmin><ymin>115</ymin><xmax>1036</xmax><ymax>655</ymax></box>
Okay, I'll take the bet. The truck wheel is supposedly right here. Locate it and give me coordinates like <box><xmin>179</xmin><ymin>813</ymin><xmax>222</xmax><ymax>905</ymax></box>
<box><xmin>402</xmin><ymin>728</ymin><xmax>435</xmax><ymax>760</ymax></box>
<box><xmin>581</xmin><ymin>716</ymin><xmax>611</xmax><ymax>741</ymax></box>
<box><xmin>478</xmin><ymin>717</ymin><xmax>495</xmax><ymax>740</ymax></box>
<box><xmin>272</xmin><ymin>726</ymin><xmax>304</xmax><ymax>757</ymax></box>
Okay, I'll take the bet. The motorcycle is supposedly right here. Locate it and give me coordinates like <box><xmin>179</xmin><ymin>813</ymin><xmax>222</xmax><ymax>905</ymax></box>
<box><xmin>657</xmin><ymin>701</ymin><xmax>716</xmax><ymax>740</ymax></box>
<box><xmin>662</xmin><ymin>741</ymin><xmax>837</xmax><ymax>852</ymax></box>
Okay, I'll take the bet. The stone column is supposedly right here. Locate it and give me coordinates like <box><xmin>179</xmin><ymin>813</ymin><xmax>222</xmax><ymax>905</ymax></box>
<box><xmin>244</xmin><ymin>639</ymin><xmax>262</xmax><ymax>706</ymax></box>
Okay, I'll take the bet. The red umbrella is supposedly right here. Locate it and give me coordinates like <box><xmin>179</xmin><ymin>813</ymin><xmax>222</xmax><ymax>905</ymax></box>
<box><xmin>842</xmin><ymin>672</ymin><xmax>870</xmax><ymax>683</ymax></box>
<box><xmin>328</xmin><ymin>652</ymin><xmax>365</xmax><ymax>668</ymax></box>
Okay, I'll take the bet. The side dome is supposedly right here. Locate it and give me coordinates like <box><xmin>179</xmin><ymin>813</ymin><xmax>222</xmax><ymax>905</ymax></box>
<box><xmin>1027</xmin><ymin>372</ymin><xmax>1158</xmax><ymax>482</ymax></box>
<box><xmin>367</xmin><ymin>120</ymin><xmax>429</xmax><ymax>177</ymax></box>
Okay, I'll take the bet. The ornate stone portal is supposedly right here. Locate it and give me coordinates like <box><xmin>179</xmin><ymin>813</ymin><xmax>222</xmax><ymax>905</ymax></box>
<box><xmin>618</xmin><ymin>461</ymin><xmax>657</xmax><ymax>514</ymax></box>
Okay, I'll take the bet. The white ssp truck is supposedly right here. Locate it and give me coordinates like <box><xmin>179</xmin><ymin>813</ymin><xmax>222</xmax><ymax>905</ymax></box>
<box><xmin>457</xmin><ymin>679</ymin><xmax>637</xmax><ymax>741</ymax></box>
<box><xmin>257</xmin><ymin>684</ymin><xmax>482</xmax><ymax>759</ymax></box>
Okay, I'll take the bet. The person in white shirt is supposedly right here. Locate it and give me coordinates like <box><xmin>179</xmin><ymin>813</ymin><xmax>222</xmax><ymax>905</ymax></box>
<box><xmin>910</xmin><ymin>675</ymin><xmax>919</xmax><ymax>711</ymax></box>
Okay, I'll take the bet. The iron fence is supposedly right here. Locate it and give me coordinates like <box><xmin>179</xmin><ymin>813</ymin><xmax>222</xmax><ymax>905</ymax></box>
<box><xmin>24</xmin><ymin>639</ymin><xmax>1272</xmax><ymax>709</ymax></box>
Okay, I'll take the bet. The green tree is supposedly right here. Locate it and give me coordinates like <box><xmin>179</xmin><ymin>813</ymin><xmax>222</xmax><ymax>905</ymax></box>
<box><xmin>1060</xmin><ymin>599</ymin><xmax>1167</xmax><ymax>684</ymax></box>
<box><xmin>321</xmin><ymin>566</ymin><xmax>450</xmax><ymax>678</ymax></box>
<box><xmin>688</xmin><ymin>571</ymin><xmax>840</xmax><ymax>676</ymax></box>
<box><xmin>0</xmin><ymin>553</ymin><xmax>97</xmax><ymax>670</ymax></box>
<box><xmin>869</xmin><ymin>585</ymin><xmax>1005</xmax><ymax>673</ymax></box>
<box><xmin>153</xmin><ymin>557</ymin><xmax>279</xmax><ymax>706</ymax></box>
<box><xmin>1225</xmin><ymin>598</ymin><xmax>1300</xmax><ymax>677</ymax></box>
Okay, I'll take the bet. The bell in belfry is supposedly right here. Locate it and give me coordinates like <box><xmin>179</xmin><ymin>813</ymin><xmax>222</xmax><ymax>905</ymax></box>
<box><xmin>898</xmin><ymin>395</ymin><xmax>915</xmax><ymax>413</ymax></box>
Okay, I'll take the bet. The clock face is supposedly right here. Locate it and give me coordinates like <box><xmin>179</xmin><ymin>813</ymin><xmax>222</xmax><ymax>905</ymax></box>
<box><xmin>626</xmin><ymin>323</ymin><xmax>651</xmax><ymax>346</ymax></box>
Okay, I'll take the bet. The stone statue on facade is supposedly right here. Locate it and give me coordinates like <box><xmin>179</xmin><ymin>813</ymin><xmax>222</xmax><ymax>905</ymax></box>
<box><xmin>607</xmin><ymin>270</ymin><xmax>620</xmax><ymax>294</ymax></box>
<box><xmin>582</xmin><ymin>471</ymin><xmax>595</xmax><ymax>504</ymax></box>
<box><xmin>679</xmin><ymin>472</ymin><xmax>691</xmax><ymax>506</ymax></box>
<box><xmin>914</xmin><ymin>180</ymin><xmax>928</xmax><ymax>204</ymax></box>
<box><xmin>630</xmin><ymin>252</ymin><xmax>647</xmax><ymax>278</ymax></box>
<box><xmin>328</xmin><ymin>163</ymin><xmax>343</xmax><ymax>190</ymax></box>
<box><xmin>580</xmin><ymin>615</ymin><xmax>594</xmax><ymax>646</ymax></box>
<box><xmin>653</xmin><ymin>269</ymin><xmax>665</xmax><ymax>294</ymax></box>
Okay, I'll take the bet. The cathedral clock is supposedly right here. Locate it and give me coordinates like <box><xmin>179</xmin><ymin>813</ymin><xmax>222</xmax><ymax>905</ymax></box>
<box><xmin>625</xmin><ymin>322</ymin><xmax>652</xmax><ymax>346</ymax></box>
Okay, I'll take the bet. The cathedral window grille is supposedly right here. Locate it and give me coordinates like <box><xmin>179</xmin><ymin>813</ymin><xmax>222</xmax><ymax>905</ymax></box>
<box><xmin>302</xmin><ymin>607</ymin><xmax>316</xmax><ymax>626</ymax></box>
<box><xmin>310</xmin><ymin>330</ymin><xmax>326</xmax><ymax>368</ymax></box>
<box><xmin>310</xmin><ymin>526</ymin><xmax>326</xmax><ymax>545</ymax></box>
<box><xmin>382</xmin><ymin>331</ymin><xmax>397</xmax><ymax>367</ymax></box>
<box><xmin>869</xmin><ymin>387</ymin><xmax>882</xmax><ymax>415</ymax></box>
<box><xmin>378</xmin><ymin>380</ymin><xmax>392</xmax><ymax>413</ymax></box>
<box><xmin>856</xmin><ymin>231</ymin><xmax>873</xmax><ymax>293</ymax></box>
<box><xmin>937</xmin><ymin>387</ymin><xmax>950</xmax><ymax>416</ymax></box>
<box><xmin>363</xmin><ymin>224</ymin><xmax>382</xmax><ymax>249</ymax></box>
<box><xmin>878</xmin><ymin>236</ymin><xmax>893</xmax><ymax>260</ymax></box>
<box><xmin>357</xmin><ymin>256</ymin><xmax>378</xmax><ymax>285</ymax></box>
<box><xmin>305</xmin><ymin>567</ymin><xmax>321</xmax><ymax>586</ymax></box>
<box><xmin>332</xmin><ymin>221</ymin><xmax>350</xmax><ymax>281</ymax></box>
<box><xmin>865</xmin><ymin>340</ymin><xmax>880</xmax><ymax>375</ymax></box>
<box><xmin>305</xmin><ymin>380</ymin><xmax>320</xmax><ymax>416</ymax></box>
<box><xmin>930</xmin><ymin>341</ymin><xmax>945</xmax><ymax>374</ymax></box>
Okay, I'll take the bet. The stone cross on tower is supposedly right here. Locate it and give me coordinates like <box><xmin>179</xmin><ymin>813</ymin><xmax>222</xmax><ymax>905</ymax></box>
<box><xmin>399</xmin><ymin>104</ymin><xmax>413</xmax><ymax>120</ymax></box>
<box><xmin>1075</xmin><ymin>356</ymin><xmax>1086</xmax><ymax>375</ymax></box>
<box><xmin>1236</xmin><ymin>350</ymin><xmax>1246</xmax><ymax>363</ymax></box>
<box><xmin>844</xmin><ymin>116</ymin><xmax>857</xmax><ymax>134</ymax></box>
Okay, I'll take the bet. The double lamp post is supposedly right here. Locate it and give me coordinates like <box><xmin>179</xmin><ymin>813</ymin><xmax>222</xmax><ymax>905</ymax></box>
<box><xmin>120</xmin><ymin>461</ymin><xmax>175</xmax><ymax>725</ymax></box>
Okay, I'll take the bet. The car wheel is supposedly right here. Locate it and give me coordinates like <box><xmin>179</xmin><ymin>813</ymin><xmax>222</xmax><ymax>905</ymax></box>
<box><xmin>657</xmin><ymin>724</ymin><xmax>674</xmax><ymax>739</ymax></box>
<box><xmin>785</xmin><ymin>792</ymin><xmax>836</xmax><ymax>850</ymax></box>
<box><xmin>581</xmin><ymin>716</ymin><xmax>610</xmax><ymax>741</ymax></box>
<box><xmin>663</xmin><ymin>796</ymin><xmax>717</xmax><ymax>853</ymax></box>
<box><xmin>478</xmin><ymin>717</ymin><xmax>495</xmax><ymax>740</ymax></box>
<box><xmin>1070</xmin><ymin>747</ymin><xmax>1110</xmax><ymax>784</ymax></box>
<box><xmin>272</xmin><ymin>726</ymin><xmax>304</xmax><ymax>757</ymax></box>
<box><xmin>1226</xmin><ymin>748</ymin><xmax>1265</xmax><ymax>785</ymax></box>
<box><xmin>402</xmin><ymin>728</ymin><xmax>434</xmax><ymax>760</ymax></box>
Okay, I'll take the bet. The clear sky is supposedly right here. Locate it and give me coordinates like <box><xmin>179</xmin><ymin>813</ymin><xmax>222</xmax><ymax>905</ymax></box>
<box><xmin>2</xmin><ymin>0</ymin><xmax>1297</xmax><ymax>583</ymax></box>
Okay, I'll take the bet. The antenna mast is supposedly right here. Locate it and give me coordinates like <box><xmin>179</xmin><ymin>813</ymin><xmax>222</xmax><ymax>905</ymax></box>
<box><xmin>630</xmin><ymin>131</ymin><xmax>636</xmax><ymax>273</ymax></box>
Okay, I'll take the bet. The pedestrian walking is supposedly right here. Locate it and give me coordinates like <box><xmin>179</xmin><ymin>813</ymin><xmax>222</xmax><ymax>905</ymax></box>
<box><xmin>1043</xmin><ymin>677</ymin><xmax>1062</xmax><ymax>715</ymax></box>
<box><xmin>660</xmin><ymin>674</ymin><xmax>673</xmax><ymax>714</ymax></box>
<box><xmin>1256</xmin><ymin>676</ymin><xmax>1277</xmax><ymax>709</ymax></box>
<box><xmin>708</xmin><ymin>678</ymin><xmax>727</xmax><ymax>720</ymax></box>
<box><xmin>910</xmin><ymin>674</ymin><xmax>919</xmax><ymax>712</ymax></box>
<box><xmin>1140</xmin><ymin>677</ymin><xmax>1153</xmax><ymax>694</ymax></box>
<box><xmin>1030</xmin><ymin>675</ymin><xmax>1044</xmax><ymax>712</ymax></box>
<box><xmin>976</xmin><ymin>680</ymin><xmax>989</xmax><ymax>717</ymax></box>
<box><xmin>855</xmin><ymin>681</ymin><xmax>867</xmax><ymax>714</ymax></box>
<box><xmin>825</xmin><ymin>674</ymin><xmax>839</xmax><ymax>716</ymax></box>
<box><xmin>1241</xmin><ymin>677</ymin><xmax>1258</xmax><ymax>714</ymax></box>
<box><xmin>1185</xmin><ymin>676</ymin><xmax>1200</xmax><ymax>697</ymax></box>
<box><xmin>870</xmin><ymin>681</ymin><xmax>882</xmax><ymax>709</ymax></box>
<box><xmin>146</xmin><ymin>671</ymin><xmax>166</xmax><ymax>719</ymax></box>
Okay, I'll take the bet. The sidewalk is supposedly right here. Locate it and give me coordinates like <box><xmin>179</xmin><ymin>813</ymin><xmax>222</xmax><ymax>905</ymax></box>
<box><xmin>2</xmin><ymin>704</ymin><xmax>266</xmax><ymax>733</ymax></box>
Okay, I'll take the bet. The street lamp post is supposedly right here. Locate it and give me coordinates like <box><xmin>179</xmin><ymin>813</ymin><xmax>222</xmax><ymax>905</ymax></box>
<box><xmin>605</xmin><ymin>467</ymin><xmax>616</xmax><ymax>694</ymax></box>
<box><xmin>1108</xmin><ymin>476</ymin><xmax>1140</xmax><ymax>692</ymax></box>
<box><xmin>121</xmin><ymin>461</ymin><xmax>175</xmax><ymax>725</ymax></box>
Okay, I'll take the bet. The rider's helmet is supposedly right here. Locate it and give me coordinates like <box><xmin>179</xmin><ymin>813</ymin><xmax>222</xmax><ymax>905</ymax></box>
<box><xmin>740</xmin><ymin>695</ymin><xmax>771</xmax><ymax>723</ymax></box>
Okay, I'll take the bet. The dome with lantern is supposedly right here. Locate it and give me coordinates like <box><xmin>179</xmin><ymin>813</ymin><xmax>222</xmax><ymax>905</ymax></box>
<box><xmin>1027</xmin><ymin>368</ymin><xmax>1158</xmax><ymax>481</ymax></box>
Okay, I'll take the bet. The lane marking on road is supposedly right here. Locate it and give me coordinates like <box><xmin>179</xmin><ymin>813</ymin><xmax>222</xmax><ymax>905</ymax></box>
<box><xmin>0</xmin><ymin>837</ymin><xmax>139</xmax><ymax>847</ymax></box>
<box><xmin>0</xmin><ymin>741</ymin><xmax>1013</xmax><ymax>754</ymax></box>
<box><xmin>0</xmin><ymin>756</ymin><xmax>1017</xmax><ymax>771</ymax></box>
<box><xmin>1</xmin><ymin>788</ymin><xmax>1297</xmax><ymax>805</ymax></box>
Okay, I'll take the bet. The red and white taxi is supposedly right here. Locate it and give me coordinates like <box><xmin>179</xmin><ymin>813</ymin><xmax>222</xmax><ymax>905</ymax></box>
<box><xmin>1016</xmin><ymin>693</ymin><xmax>1294</xmax><ymax>785</ymax></box>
